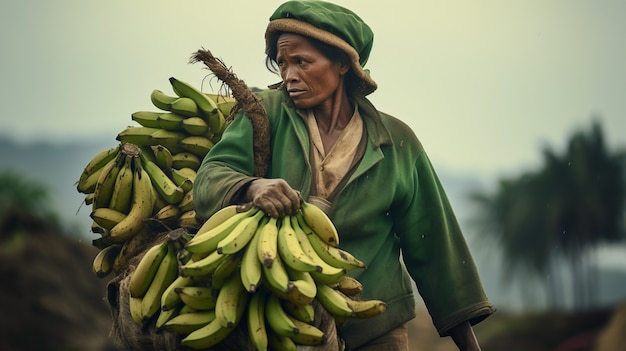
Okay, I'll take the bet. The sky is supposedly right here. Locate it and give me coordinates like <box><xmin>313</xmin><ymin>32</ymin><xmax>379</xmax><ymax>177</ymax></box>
<box><xmin>1</xmin><ymin>0</ymin><xmax>625</xmax><ymax>178</ymax></box>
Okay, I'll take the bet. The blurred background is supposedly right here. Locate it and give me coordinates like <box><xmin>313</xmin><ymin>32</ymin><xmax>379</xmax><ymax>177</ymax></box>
<box><xmin>1</xmin><ymin>0</ymin><xmax>625</xmax><ymax>350</ymax></box>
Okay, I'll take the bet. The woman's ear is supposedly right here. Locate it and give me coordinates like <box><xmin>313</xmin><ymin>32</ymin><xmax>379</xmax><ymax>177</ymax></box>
<box><xmin>339</xmin><ymin>61</ymin><xmax>350</xmax><ymax>76</ymax></box>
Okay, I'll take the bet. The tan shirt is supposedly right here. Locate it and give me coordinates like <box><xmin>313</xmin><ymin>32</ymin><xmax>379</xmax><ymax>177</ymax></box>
<box><xmin>298</xmin><ymin>106</ymin><xmax>363</xmax><ymax>200</ymax></box>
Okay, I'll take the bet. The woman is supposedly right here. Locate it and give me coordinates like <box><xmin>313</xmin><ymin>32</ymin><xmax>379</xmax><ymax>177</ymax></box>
<box><xmin>193</xmin><ymin>1</ymin><xmax>495</xmax><ymax>350</ymax></box>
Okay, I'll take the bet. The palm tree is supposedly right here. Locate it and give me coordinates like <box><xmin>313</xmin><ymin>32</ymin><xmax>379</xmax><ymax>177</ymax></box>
<box><xmin>470</xmin><ymin>120</ymin><xmax>626</xmax><ymax>309</ymax></box>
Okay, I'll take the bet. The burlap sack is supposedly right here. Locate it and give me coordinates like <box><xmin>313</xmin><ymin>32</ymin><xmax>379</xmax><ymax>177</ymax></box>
<box><xmin>105</xmin><ymin>231</ymin><xmax>343</xmax><ymax>351</ymax></box>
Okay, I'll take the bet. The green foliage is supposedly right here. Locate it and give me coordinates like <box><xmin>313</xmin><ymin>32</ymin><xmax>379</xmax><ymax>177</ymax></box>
<box><xmin>0</xmin><ymin>171</ymin><xmax>60</xmax><ymax>228</ymax></box>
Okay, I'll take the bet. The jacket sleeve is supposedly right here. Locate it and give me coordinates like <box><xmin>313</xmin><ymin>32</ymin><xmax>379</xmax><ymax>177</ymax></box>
<box><xmin>193</xmin><ymin>111</ymin><xmax>259</xmax><ymax>220</ymax></box>
<box><xmin>398</xmin><ymin>150</ymin><xmax>495</xmax><ymax>336</ymax></box>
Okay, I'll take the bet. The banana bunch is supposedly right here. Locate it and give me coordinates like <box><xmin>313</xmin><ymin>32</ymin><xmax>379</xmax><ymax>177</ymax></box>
<box><xmin>128</xmin><ymin>203</ymin><xmax>386</xmax><ymax>350</ymax></box>
<box><xmin>77</xmin><ymin>77</ymin><xmax>237</xmax><ymax>277</ymax></box>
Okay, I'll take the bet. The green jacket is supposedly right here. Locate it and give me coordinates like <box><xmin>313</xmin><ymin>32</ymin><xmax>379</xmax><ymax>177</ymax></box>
<box><xmin>194</xmin><ymin>88</ymin><xmax>494</xmax><ymax>349</ymax></box>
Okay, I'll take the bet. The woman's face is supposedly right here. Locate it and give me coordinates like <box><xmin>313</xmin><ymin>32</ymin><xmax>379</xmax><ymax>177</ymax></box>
<box><xmin>276</xmin><ymin>33</ymin><xmax>348</xmax><ymax>109</ymax></box>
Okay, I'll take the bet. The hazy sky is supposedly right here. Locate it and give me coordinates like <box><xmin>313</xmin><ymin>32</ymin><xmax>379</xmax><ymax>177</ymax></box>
<box><xmin>1</xmin><ymin>0</ymin><xmax>625</xmax><ymax>176</ymax></box>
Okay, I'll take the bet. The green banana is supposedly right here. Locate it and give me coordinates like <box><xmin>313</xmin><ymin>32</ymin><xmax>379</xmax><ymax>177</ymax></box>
<box><xmin>151</xmin><ymin>129</ymin><xmax>186</xmax><ymax>154</ymax></box>
<box><xmin>170</xmin><ymin>168</ymin><xmax>193</xmax><ymax>193</ymax></box>
<box><xmin>139</xmin><ymin>152</ymin><xmax>184</xmax><ymax>204</ymax></box>
<box><xmin>77</xmin><ymin>145</ymin><xmax>120</xmax><ymax>192</ymax></box>
<box><xmin>216</xmin><ymin>209</ymin><xmax>265</xmax><ymax>254</ymax></box>
<box><xmin>283</xmin><ymin>265</ymin><xmax>317</xmax><ymax>305</ymax></box>
<box><xmin>176</xmin><ymin>286</ymin><xmax>218</xmax><ymax>310</ymax></box>
<box><xmin>91</xmin><ymin>244</ymin><xmax>121</xmax><ymax>278</ymax></box>
<box><xmin>169</xmin><ymin>97</ymin><xmax>199</xmax><ymax>117</ymax></box>
<box><xmin>240</xmin><ymin>216</ymin><xmax>266</xmax><ymax>292</ymax></box>
<box><xmin>247</xmin><ymin>290</ymin><xmax>269</xmax><ymax>351</ymax></box>
<box><xmin>116</xmin><ymin>126</ymin><xmax>160</xmax><ymax>147</ymax></box>
<box><xmin>92</xmin><ymin>153</ymin><xmax>123</xmax><ymax>209</ymax></box>
<box><xmin>163</xmin><ymin>310</ymin><xmax>216</xmax><ymax>335</ymax></box>
<box><xmin>178</xmin><ymin>250</ymin><xmax>229</xmax><ymax>278</ymax></box>
<box><xmin>185</xmin><ymin>207</ymin><xmax>256</xmax><ymax>254</ymax></box>
<box><xmin>108</xmin><ymin>158</ymin><xmax>154</xmax><ymax>243</ymax></box>
<box><xmin>268</xmin><ymin>328</ymin><xmax>297</xmax><ymax>351</ymax></box>
<box><xmin>141</xmin><ymin>244</ymin><xmax>179</xmax><ymax>320</ymax></box>
<box><xmin>151</xmin><ymin>144</ymin><xmax>173</xmax><ymax>170</ymax></box>
<box><xmin>306</xmin><ymin>230</ymin><xmax>365</xmax><ymax>271</ymax></box>
<box><xmin>214</xmin><ymin>268</ymin><xmax>248</xmax><ymax>328</ymax></box>
<box><xmin>178</xmin><ymin>190</ymin><xmax>194</xmax><ymax>213</ymax></box>
<box><xmin>90</xmin><ymin>207</ymin><xmax>127</xmax><ymax>231</ymax></box>
<box><xmin>178</xmin><ymin>209</ymin><xmax>201</xmax><ymax>230</ymax></box>
<box><xmin>282</xmin><ymin>300</ymin><xmax>315</xmax><ymax>324</ymax></box>
<box><xmin>131</xmin><ymin>111</ymin><xmax>163</xmax><ymax>128</ymax></box>
<box><xmin>153</xmin><ymin>204</ymin><xmax>181</xmax><ymax>227</ymax></box>
<box><xmin>171</xmin><ymin>152</ymin><xmax>201</xmax><ymax>170</ymax></box>
<box><xmin>314</xmin><ymin>282</ymin><xmax>355</xmax><ymax>319</ymax></box>
<box><xmin>129</xmin><ymin>240</ymin><xmax>168</xmax><ymax>298</ymax></box>
<box><xmin>180</xmin><ymin>316</ymin><xmax>234</xmax><ymax>349</ymax></box>
<box><xmin>157</xmin><ymin>112</ymin><xmax>186</xmax><ymax>131</ymax></box>
<box><xmin>261</xmin><ymin>249</ymin><xmax>291</xmax><ymax>295</ymax></box>
<box><xmin>169</xmin><ymin>77</ymin><xmax>221</xmax><ymax>119</ymax></box>
<box><xmin>287</xmin><ymin>315</ymin><xmax>326</xmax><ymax>346</ymax></box>
<box><xmin>108</xmin><ymin>154</ymin><xmax>134</xmax><ymax>213</ymax></box>
<box><xmin>161</xmin><ymin>275</ymin><xmax>193</xmax><ymax>312</ymax></box>
<box><xmin>181</xmin><ymin>116</ymin><xmax>209</xmax><ymax>136</ymax></box>
<box><xmin>150</xmin><ymin>89</ymin><xmax>178</xmax><ymax>111</ymax></box>
<box><xmin>265</xmin><ymin>293</ymin><xmax>299</xmax><ymax>337</ymax></box>
<box><xmin>210</xmin><ymin>251</ymin><xmax>243</xmax><ymax>289</ymax></box>
<box><xmin>180</xmin><ymin>135</ymin><xmax>214</xmax><ymax>157</ymax></box>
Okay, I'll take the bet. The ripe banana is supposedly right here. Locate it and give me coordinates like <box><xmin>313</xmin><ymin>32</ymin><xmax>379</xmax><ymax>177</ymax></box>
<box><xmin>139</xmin><ymin>152</ymin><xmax>184</xmax><ymax>204</ymax></box>
<box><xmin>90</xmin><ymin>207</ymin><xmax>127</xmax><ymax>231</ymax></box>
<box><xmin>178</xmin><ymin>250</ymin><xmax>229</xmax><ymax>278</ymax></box>
<box><xmin>91</xmin><ymin>244</ymin><xmax>121</xmax><ymax>278</ymax></box>
<box><xmin>180</xmin><ymin>135</ymin><xmax>214</xmax><ymax>158</ymax></box>
<box><xmin>151</xmin><ymin>144</ymin><xmax>173</xmax><ymax>170</ymax></box>
<box><xmin>300</xmin><ymin>201</ymin><xmax>340</xmax><ymax>247</ymax></box>
<box><xmin>178</xmin><ymin>209</ymin><xmax>201</xmax><ymax>231</ymax></box>
<box><xmin>153</xmin><ymin>204</ymin><xmax>181</xmax><ymax>227</ymax></box>
<box><xmin>287</xmin><ymin>316</ymin><xmax>326</xmax><ymax>346</ymax></box>
<box><xmin>108</xmin><ymin>154</ymin><xmax>134</xmax><ymax>213</ymax></box>
<box><xmin>178</xmin><ymin>190</ymin><xmax>194</xmax><ymax>213</ymax></box>
<box><xmin>180</xmin><ymin>316</ymin><xmax>234</xmax><ymax>350</ymax></box>
<box><xmin>131</xmin><ymin>111</ymin><xmax>163</xmax><ymax>128</ymax></box>
<box><xmin>247</xmin><ymin>290</ymin><xmax>269</xmax><ymax>351</ymax></box>
<box><xmin>157</xmin><ymin>112</ymin><xmax>186</xmax><ymax>130</ymax></box>
<box><xmin>77</xmin><ymin>167</ymin><xmax>105</xmax><ymax>194</ymax></box>
<box><xmin>282</xmin><ymin>300</ymin><xmax>315</xmax><ymax>324</ymax></box>
<box><xmin>108</xmin><ymin>158</ymin><xmax>154</xmax><ymax>243</ymax></box>
<box><xmin>268</xmin><ymin>329</ymin><xmax>298</xmax><ymax>351</ymax></box>
<box><xmin>307</xmin><ymin>229</ymin><xmax>366</xmax><ymax>271</ymax></box>
<box><xmin>155</xmin><ymin>304</ymin><xmax>181</xmax><ymax>330</ymax></box>
<box><xmin>261</xmin><ymin>250</ymin><xmax>291</xmax><ymax>295</ymax></box>
<box><xmin>335</xmin><ymin>275</ymin><xmax>364</xmax><ymax>297</ymax></box>
<box><xmin>141</xmin><ymin>244</ymin><xmax>179</xmax><ymax>320</ymax></box>
<box><xmin>161</xmin><ymin>275</ymin><xmax>194</xmax><ymax>312</ymax></box>
<box><xmin>257</xmin><ymin>216</ymin><xmax>279</xmax><ymax>268</ymax></box>
<box><xmin>150</xmin><ymin>89</ymin><xmax>178</xmax><ymax>111</ymax></box>
<box><xmin>77</xmin><ymin>145</ymin><xmax>120</xmax><ymax>193</ymax></box>
<box><xmin>176</xmin><ymin>286</ymin><xmax>218</xmax><ymax>310</ymax></box>
<box><xmin>216</xmin><ymin>209</ymin><xmax>265</xmax><ymax>254</ymax></box>
<box><xmin>181</xmin><ymin>116</ymin><xmax>209</xmax><ymax>136</ymax></box>
<box><xmin>283</xmin><ymin>266</ymin><xmax>317</xmax><ymax>305</ymax></box>
<box><xmin>112</xmin><ymin>225</ymin><xmax>152</xmax><ymax>274</ymax></box>
<box><xmin>277</xmin><ymin>216</ymin><xmax>320</xmax><ymax>273</ymax></box>
<box><xmin>314</xmin><ymin>282</ymin><xmax>355</xmax><ymax>319</ymax></box>
<box><xmin>163</xmin><ymin>310</ymin><xmax>216</xmax><ymax>335</ymax></box>
<box><xmin>129</xmin><ymin>240</ymin><xmax>168</xmax><ymax>298</ymax></box>
<box><xmin>239</xmin><ymin>216</ymin><xmax>265</xmax><ymax>292</ymax></box>
<box><xmin>185</xmin><ymin>207</ymin><xmax>255</xmax><ymax>254</ymax></box>
<box><xmin>346</xmin><ymin>297</ymin><xmax>387</xmax><ymax>319</ymax></box>
<box><xmin>171</xmin><ymin>152</ymin><xmax>201</xmax><ymax>170</ymax></box>
<box><xmin>214</xmin><ymin>268</ymin><xmax>248</xmax><ymax>328</ymax></box>
<box><xmin>265</xmin><ymin>293</ymin><xmax>299</xmax><ymax>337</ymax></box>
<box><xmin>129</xmin><ymin>294</ymin><xmax>144</xmax><ymax>327</ymax></box>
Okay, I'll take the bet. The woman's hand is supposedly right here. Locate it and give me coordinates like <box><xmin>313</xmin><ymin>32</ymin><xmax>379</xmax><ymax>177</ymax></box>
<box><xmin>243</xmin><ymin>178</ymin><xmax>301</xmax><ymax>218</ymax></box>
<box><xmin>450</xmin><ymin>321</ymin><xmax>481</xmax><ymax>351</ymax></box>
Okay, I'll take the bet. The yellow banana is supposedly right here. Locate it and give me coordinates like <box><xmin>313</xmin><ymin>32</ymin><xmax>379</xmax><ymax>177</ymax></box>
<box><xmin>265</xmin><ymin>293</ymin><xmax>299</xmax><ymax>337</ymax></box>
<box><xmin>178</xmin><ymin>250</ymin><xmax>229</xmax><ymax>278</ymax></box>
<box><xmin>283</xmin><ymin>266</ymin><xmax>317</xmax><ymax>305</ymax></box>
<box><xmin>345</xmin><ymin>296</ymin><xmax>387</xmax><ymax>319</ymax></box>
<box><xmin>150</xmin><ymin>88</ymin><xmax>177</xmax><ymax>111</ymax></box>
<box><xmin>153</xmin><ymin>203</ymin><xmax>181</xmax><ymax>228</ymax></box>
<box><xmin>247</xmin><ymin>290</ymin><xmax>269</xmax><ymax>351</ymax></box>
<box><xmin>163</xmin><ymin>310</ymin><xmax>216</xmax><ymax>335</ymax></box>
<box><xmin>180</xmin><ymin>135</ymin><xmax>214</xmax><ymax>158</ymax></box>
<box><xmin>335</xmin><ymin>275</ymin><xmax>364</xmax><ymax>297</ymax></box>
<box><xmin>314</xmin><ymin>282</ymin><xmax>355</xmax><ymax>319</ymax></box>
<box><xmin>141</xmin><ymin>244</ymin><xmax>179</xmax><ymax>320</ymax></box>
<box><xmin>185</xmin><ymin>206</ymin><xmax>255</xmax><ymax>254</ymax></box>
<box><xmin>261</xmin><ymin>249</ymin><xmax>291</xmax><ymax>295</ymax></box>
<box><xmin>180</xmin><ymin>316</ymin><xmax>234</xmax><ymax>350</ymax></box>
<box><xmin>178</xmin><ymin>190</ymin><xmax>194</xmax><ymax>213</ymax></box>
<box><xmin>129</xmin><ymin>240</ymin><xmax>169</xmax><ymax>298</ymax></box>
<box><xmin>306</xmin><ymin>230</ymin><xmax>366</xmax><ymax>271</ymax></box>
<box><xmin>300</xmin><ymin>201</ymin><xmax>340</xmax><ymax>247</ymax></box>
<box><xmin>157</xmin><ymin>111</ymin><xmax>186</xmax><ymax>130</ymax></box>
<box><xmin>131</xmin><ymin>111</ymin><xmax>163</xmax><ymax>128</ymax></box>
<box><xmin>161</xmin><ymin>275</ymin><xmax>193</xmax><ymax>312</ymax></box>
<box><xmin>90</xmin><ymin>207</ymin><xmax>127</xmax><ymax>231</ymax></box>
<box><xmin>181</xmin><ymin>116</ymin><xmax>209</xmax><ymax>136</ymax></box>
<box><xmin>178</xmin><ymin>209</ymin><xmax>201</xmax><ymax>231</ymax></box>
<box><xmin>151</xmin><ymin>144</ymin><xmax>173</xmax><ymax>170</ymax></box>
<box><xmin>288</xmin><ymin>316</ymin><xmax>326</xmax><ymax>346</ymax></box>
<box><xmin>277</xmin><ymin>216</ymin><xmax>320</xmax><ymax>273</ymax></box>
<box><xmin>108</xmin><ymin>158</ymin><xmax>154</xmax><ymax>243</ymax></box>
<box><xmin>282</xmin><ymin>300</ymin><xmax>315</xmax><ymax>324</ymax></box>
<box><xmin>210</xmin><ymin>251</ymin><xmax>243</xmax><ymax>289</ymax></box>
<box><xmin>91</xmin><ymin>244</ymin><xmax>121</xmax><ymax>278</ymax></box>
<box><xmin>214</xmin><ymin>268</ymin><xmax>248</xmax><ymax>328</ymax></box>
<box><xmin>77</xmin><ymin>145</ymin><xmax>120</xmax><ymax>193</ymax></box>
<box><xmin>171</xmin><ymin>151</ymin><xmax>201</xmax><ymax>170</ymax></box>
<box><xmin>112</xmin><ymin>225</ymin><xmax>152</xmax><ymax>274</ymax></box>
<box><xmin>240</xmin><ymin>216</ymin><xmax>266</xmax><ymax>292</ymax></box>
<box><xmin>129</xmin><ymin>294</ymin><xmax>144</xmax><ymax>327</ymax></box>
<box><xmin>268</xmin><ymin>328</ymin><xmax>297</xmax><ymax>351</ymax></box>
<box><xmin>216</xmin><ymin>209</ymin><xmax>265</xmax><ymax>254</ymax></box>
<box><xmin>256</xmin><ymin>216</ymin><xmax>279</xmax><ymax>268</ymax></box>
